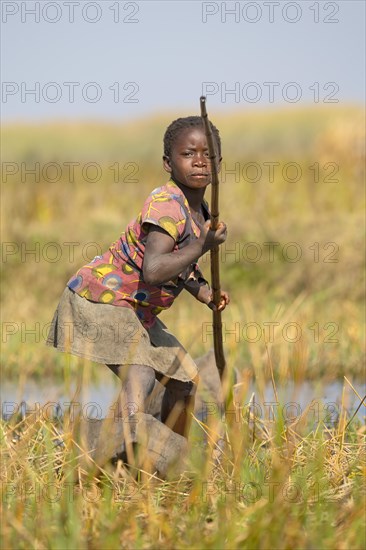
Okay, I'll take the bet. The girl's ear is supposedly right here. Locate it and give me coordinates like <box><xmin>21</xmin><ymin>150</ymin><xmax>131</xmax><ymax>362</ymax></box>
<box><xmin>217</xmin><ymin>156</ymin><xmax>223</xmax><ymax>174</ymax></box>
<box><xmin>163</xmin><ymin>155</ymin><xmax>172</xmax><ymax>173</ymax></box>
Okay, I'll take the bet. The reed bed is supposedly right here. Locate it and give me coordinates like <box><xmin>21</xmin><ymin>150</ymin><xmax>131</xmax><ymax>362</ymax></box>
<box><xmin>1</xmin><ymin>376</ymin><xmax>365</xmax><ymax>549</ymax></box>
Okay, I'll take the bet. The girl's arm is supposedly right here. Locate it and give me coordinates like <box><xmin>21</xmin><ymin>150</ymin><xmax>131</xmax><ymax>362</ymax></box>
<box><xmin>142</xmin><ymin>220</ymin><xmax>227</xmax><ymax>286</ymax></box>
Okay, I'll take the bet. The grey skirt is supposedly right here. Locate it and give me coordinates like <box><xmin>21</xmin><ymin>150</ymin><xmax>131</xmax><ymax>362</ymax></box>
<box><xmin>46</xmin><ymin>287</ymin><xmax>198</xmax><ymax>383</ymax></box>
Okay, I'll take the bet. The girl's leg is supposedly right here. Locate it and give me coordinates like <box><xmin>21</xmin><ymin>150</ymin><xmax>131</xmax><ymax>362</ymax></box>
<box><xmin>106</xmin><ymin>363</ymin><xmax>157</xmax><ymax>465</ymax></box>
<box><xmin>106</xmin><ymin>363</ymin><xmax>156</xmax><ymax>418</ymax></box>
<box><xmin>160</xmin><ymin>376</ymin><xmax>199</xmax><ymax>438</ymax></box>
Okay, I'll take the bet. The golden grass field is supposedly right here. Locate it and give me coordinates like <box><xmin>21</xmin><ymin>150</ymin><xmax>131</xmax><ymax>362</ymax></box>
<box><xmin>2</xmin><ymin>104</ymin><xmax>365</xmax><ymax>381</ymax></box>
<box><xmin>1</xmin><ymin>105</ymin><xmax>365</xmax><ymax>548</ymax></box>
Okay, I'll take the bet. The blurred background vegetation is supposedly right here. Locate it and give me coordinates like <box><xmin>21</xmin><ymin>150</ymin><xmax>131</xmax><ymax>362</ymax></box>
<box><xmin>1</xmin><ymin>104</ymin><xmax>365</xmax><ymax>383</ymax></box>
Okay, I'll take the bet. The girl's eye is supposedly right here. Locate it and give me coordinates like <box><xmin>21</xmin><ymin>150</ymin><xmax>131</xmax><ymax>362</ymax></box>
<box><xmin>183</xmin><ymin>152</ymin><xmax>193</xmax><ymax>157</ymax></box>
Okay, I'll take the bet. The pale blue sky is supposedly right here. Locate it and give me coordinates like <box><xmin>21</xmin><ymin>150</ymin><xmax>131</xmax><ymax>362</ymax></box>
<box><xmin>1</xmin><ymin>0</ymin><xmax>365</xmax><ymax>121</ymax></box>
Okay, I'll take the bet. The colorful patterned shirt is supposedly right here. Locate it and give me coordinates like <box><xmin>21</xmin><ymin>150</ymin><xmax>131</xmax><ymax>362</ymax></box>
<box><xmin>67</xmin><ymin>179</ymin><xmax>209</xmax><ymax>328</ymax></box>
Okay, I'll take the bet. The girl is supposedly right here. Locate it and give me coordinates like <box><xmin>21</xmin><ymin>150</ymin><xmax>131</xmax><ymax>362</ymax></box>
<box><xmin>46</xmin><ymin>115</ymin><xmax>229</xmax><ymax>448</ymax></box>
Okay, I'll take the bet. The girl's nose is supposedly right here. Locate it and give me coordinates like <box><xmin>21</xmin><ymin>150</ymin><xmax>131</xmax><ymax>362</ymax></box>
<box><xmin>193</xmin><ymin>155</ymin><xmax>207</xmax><ymax>166</ymax></box>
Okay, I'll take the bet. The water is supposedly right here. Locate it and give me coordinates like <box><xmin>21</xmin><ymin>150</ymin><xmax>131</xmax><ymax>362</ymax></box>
<box><xmin>1</xmin><ymin>378</ymin><xmax>365</xmax><ymax>425</ymax></box>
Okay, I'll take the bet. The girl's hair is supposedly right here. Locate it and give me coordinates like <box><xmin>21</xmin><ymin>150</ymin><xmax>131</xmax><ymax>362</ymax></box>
<box><xmin>163</xmin><ymin>116</ymin><xmax>221</xmax><ymax>158</ymax></box>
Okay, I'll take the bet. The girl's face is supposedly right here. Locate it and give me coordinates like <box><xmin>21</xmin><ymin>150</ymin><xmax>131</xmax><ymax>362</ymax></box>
<box><xmin>163</xmin><ymin>127</ymin><xmax>221</xmax><ymax>190</ymax></box>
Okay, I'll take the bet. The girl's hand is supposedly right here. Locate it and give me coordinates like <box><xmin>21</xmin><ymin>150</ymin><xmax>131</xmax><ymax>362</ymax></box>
<box><xmin>196</xmin><ymin>286</ymin><xmax>230</xmax><ymax>312</ymax></box>
<box><xmin>198</xmin><ymin>220</ymin><xmax>227</xmax><ymax>254</ymax></box>
<box><xmin>215</xmin><ymin>290</ymin><xmax>230</xmax><ymax>311</ymax></box>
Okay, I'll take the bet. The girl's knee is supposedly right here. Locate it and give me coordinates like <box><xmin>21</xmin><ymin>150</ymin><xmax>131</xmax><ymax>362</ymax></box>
<box><xmin>107</xmin><ymin>363</ymin><xmax>156</xmax><ymax>395</ymax></box>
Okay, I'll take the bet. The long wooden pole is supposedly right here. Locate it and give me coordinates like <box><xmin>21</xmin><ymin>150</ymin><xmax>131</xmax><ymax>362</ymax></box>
<box><xmin>200</xmin><ymin>96</ymin><xmax>226</xmax><ymax>379</ymax></box>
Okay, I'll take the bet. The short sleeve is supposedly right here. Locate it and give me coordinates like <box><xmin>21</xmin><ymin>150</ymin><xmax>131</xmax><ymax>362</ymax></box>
<box><xmin>140</xmin><ymin>188</ymin><xmax>187</xmax><ymax>242</ymax></box>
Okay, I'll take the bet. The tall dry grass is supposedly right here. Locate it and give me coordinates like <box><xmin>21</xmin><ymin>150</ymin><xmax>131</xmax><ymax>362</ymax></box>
<box><xmin>1</xmin><ymin>373</ymin><xmax>365</xmax><ymax>549</ymax></box>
